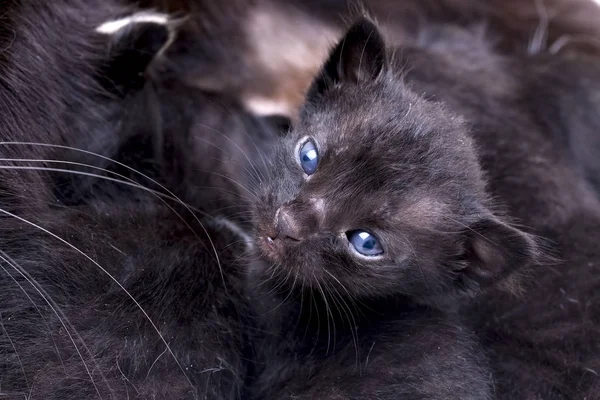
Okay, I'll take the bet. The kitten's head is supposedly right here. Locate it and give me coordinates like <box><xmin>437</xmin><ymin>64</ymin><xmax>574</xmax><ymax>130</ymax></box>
<box><xmin>252</xmin><ymin>18</ymin><xmax>537</xmax><ymax>305</ymax></box>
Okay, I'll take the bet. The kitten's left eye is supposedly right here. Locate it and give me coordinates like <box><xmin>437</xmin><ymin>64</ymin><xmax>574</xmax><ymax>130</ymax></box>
<box><xmin>299</xmin><ymin>140</ymin><xmax>319</xmax><ymax>175</ymax></box>
<box><xmin>346</xmin><ymin>230</ymin><xmax>384</xmax><ymax>256</ymax></box>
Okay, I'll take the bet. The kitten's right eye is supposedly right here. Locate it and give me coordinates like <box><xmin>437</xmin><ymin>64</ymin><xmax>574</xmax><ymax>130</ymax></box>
<box><xmin>346</xmin><ymin>230</ymin><xmax>384</xmax><ymax>257</ymax></box>
<box><xmin>299</xmin><ymin>140</ymin><xmax>319</xmax><ymax>175</ymax></box>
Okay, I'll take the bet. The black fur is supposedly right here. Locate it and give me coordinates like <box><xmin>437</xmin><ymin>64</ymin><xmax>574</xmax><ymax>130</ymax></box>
<box><xmin>131</xmin><ymin>0</ymin><xmax>600</xmax><ymax>117</ymax></box>
<box><xmin>402</xmin><ymin>29</ymin><xmax>600</xmax><ymax>400</ymax></box>
<box><xmin>245</xmin><ymin>18</ymin><xmax>547</xmax><ymax>400</ymax></box>
<box><xmin>0</xmin><ymin>1</ymin><xmax>277</xmax><ymax>398</ymax></box>
<box><xmin>245</xmin><ymin>15</ymin><xmax>600</xmax><ymax>400</ymax></box>
<box><xmin>2</xmin><ymin>1</ymin><xmax>600</xmax><ymax>399</ymax></box>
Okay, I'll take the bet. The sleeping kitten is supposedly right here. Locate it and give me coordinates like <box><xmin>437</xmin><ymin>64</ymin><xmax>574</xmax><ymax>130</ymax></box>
<box><xmin>245</xmin><ymin>15</ymin><xmax>600</xmax><ymax>400</ymax></box>
<box><xmin>245</xmin><ymin>18</ymin><xmax>542</xmax><ymax>400</ymax></box>
<box><xmin>0</xmin><ymin>1</ymin><xmax>276</xmax><ymax>398</ymax></box>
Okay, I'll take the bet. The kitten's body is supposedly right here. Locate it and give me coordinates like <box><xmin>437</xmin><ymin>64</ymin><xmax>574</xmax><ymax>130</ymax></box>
<box><xmin>2</xmin><ymin>1</ymin><xmax>600</xmax><ymax>399</ymax></box>
<box><xmin>0</xmin><ymin>1</ymin><xmax>277</xmax><ymax>398</ymax></box>
<box><xmin>247</xmin><ymin>287</ymin><xmax>491</xmax><ymax>399</ymax></box>
<box><xmin>243</xmin><ymin>16</ymin><xmax>600</xmax><ymax>400</ymax></box>
<box><xmin>385</xmin><ymin>25</ymin><xmax>600</xmax><ymax>398</ymax></box>
<box><xmin>242</xmin><ymin>18</ymin><xmax>558</xmax><ymax>400</ymax></box>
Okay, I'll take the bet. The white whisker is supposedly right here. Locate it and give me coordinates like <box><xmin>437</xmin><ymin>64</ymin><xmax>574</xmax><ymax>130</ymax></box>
<box><xmin>206</xmin><ymin>171</ymin><xmax>259</xmax><ymax>201</ymax></box>
<box><xmin>0</xmin><ymin>311</ymin><xmax>29</xmax><ymax>392</ymax></box>
<box><xmin>0</xmin><ymin>209</ymin><xmax>195</xmax><ymax>397</ymax></box>
<box><xmin>194</xmin><ymin>126</ymin><xmax>265</xmax><ymax>184</ymax></box>
<box><xmin>219</xmin><ymin>103</ymin><xmax>271</xmax><ymax>176</ymax></box>
<box><xmin>323</xmin><ymin>270</ymin><xmax>361</xmax><ymax>370</ymax></box>
<box><xmin>0</xmin><ymin>251</ymin><xmax>66</xmax><ymax>372</ymax></box>
<box><xmin>0</xmin><ymin>250</ymin><xmax>108</xmax><ymax>399</ymax></box>
<box><xmin>145</xmin><ymin>346</ymin><xmax>168</xmax><ymax>379</ymax></box>
<box><xmin>0</xmin><ymin>142</ymin><xmax>225</xmax><ymax>297</ymax></box>
<box><xmin>315</xmin><ymin>279</ymin><xmax>335</xmax><ymax>355</ymax></box>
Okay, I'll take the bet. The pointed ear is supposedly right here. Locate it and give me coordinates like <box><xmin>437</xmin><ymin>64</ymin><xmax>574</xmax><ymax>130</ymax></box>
<box><xmin>96</xmin><ymin>12</ymin><xmax>172</xmax><ymax>94</ymax></box>
<box><xmin>306</xmin><ymin>17</ymin><xmax>387</xmax><ymax>102</ymax></box>
<box><xmin>459</xmin><ymin>217</ymin><xmax>537</xmax><ymax>290</ymax></box>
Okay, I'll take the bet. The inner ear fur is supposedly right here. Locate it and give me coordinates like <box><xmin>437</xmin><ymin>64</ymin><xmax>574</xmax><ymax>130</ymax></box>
<box><xmin>460</xmin><ymin>216</ymin><xmax>538</xmax><ymax>292</ymax></box>
<box><xmin>305</xmin><ymin>17</ymin><xmax>387</xmax><ymax>104</ymax></box>
<box><xmin>97</xmin><ymin>16</ymin><xmax>172</xmax><ymax>94</ymax></box>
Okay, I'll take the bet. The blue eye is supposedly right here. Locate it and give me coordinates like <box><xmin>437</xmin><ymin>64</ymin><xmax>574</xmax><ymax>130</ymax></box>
<box><xmin>346</xmin><ymin>230</ymin><xmax>384</xmax><ymax>257</ymax></box>
<box><xmin>299</xmin><ymin>140</ymin><xmax>318</xmax><ymax>175</ymax></box>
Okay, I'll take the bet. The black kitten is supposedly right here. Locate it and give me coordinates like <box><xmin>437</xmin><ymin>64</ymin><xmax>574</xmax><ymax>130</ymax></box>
<box><xmin>246</xmin><ymin>14</ymin><xmax>600</xmax><ymax>400</ymax></box>
<box><xmin>0</xmin><ymin>1</ymin><xmax>276</xmax><ymax>399</ymax></box>
<box><xmin>246</xmin><ymin>19</ymin><xmax>541</xmax><ymax>400</ymax></box>
<box><xmin>378</xmin><ymin>20</ymin><xmax>600</xmax><ymax>399</ymax></box>
<box><xmin>401</xmin><ymin>26</ymin><xmax>600</xmax><ymax>400</ymax></box>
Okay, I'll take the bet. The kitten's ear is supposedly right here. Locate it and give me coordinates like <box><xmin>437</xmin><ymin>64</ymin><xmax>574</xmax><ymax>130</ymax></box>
<box><xmin>306</xmin><ymin>17</ymin><xmax>387</xmax><ymax>101</ymax></box>
<box><xmin>96</xmin><ymin>12</ymin><xmax>172</xmax><ymax>93</ymax></box>
<box><xmin>460</xmin><ymin>217</ymin><xmax>537</xmax><ymax>290</ymax></box>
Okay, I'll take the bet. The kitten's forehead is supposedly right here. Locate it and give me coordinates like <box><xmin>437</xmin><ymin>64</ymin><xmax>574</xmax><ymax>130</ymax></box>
<box><xmin>295</xmin><ymin>81</ymin><xmax>482</xmax><ymax>184</ymax></box>
<box><xmin>282</xmin><ymin>82</ymin><xmax>483</xmax><ymax>231</ymax></box>
<box><xmin>299</xmin><ymin>83</ymin><xmax>453</xmax><ymax>151</ymax></box>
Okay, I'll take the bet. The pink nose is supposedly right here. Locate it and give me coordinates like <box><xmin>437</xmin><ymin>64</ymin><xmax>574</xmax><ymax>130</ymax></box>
<box><xmin>270</xmin><ymin>206</ymin><xmax>303</xmax><ymax>241</ymax></box>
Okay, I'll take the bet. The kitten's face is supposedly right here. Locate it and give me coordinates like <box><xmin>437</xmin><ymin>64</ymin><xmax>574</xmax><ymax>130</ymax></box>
<box><xmin>252</xmin><ymin>19</ymin><xmax>536</xmax><ymax>303</ymax></box>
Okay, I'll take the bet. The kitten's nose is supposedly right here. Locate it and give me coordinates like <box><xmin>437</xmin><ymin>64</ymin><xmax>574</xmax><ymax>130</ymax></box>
<box><xmin>272</xmin><ymin>206</ymin><xmax>303</xmax><ymax>241</ymax></box>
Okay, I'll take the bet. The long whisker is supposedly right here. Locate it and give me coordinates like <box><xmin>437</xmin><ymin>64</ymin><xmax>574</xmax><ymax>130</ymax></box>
<box><xmin>0</xmin><ymin>255</ymin><xmax>66</xmax><ymax>372</ymax></box>
<box><xmin>194</xmin><ymin>130</ymin><xmax>265</xmax><ymax>184</ymax></box>
<box><xmin>198</xmin><ymin>155</ymin><xmax>262</xmax><ymax>191</ymax></box>
<box><xmin>0</xmin><ymin>162</ymin><xmax>200</xmax><ymax>212</ymax></box>
<box><xmin>0</xmin><ymin>250</ymin><xmax>108</xmax><ymax>399</ymax></box>
<box><xmin>0</xmin><ymin>142</ymin><xmax>224</xmax><ymax>295</ymax></box>
<box><xmin>323</xmin><ymin>277</ymin><xmax>361</xmax><ymax>372</ymax></box>
<box><xmin>308</xmin><ymin>277</ymin><xmax>321</xmax><ymax>358</ymax></box>
<box><xmin>0</xmin><ymin>209</ymin><xmax>195</xmax><ymax>396</ymax></box>
<box><xmin>294</xmin><ymin>275</ymin><xmax>307</xmax><ymax>335</ymax></box>
<box><xmin>0</xmin><ymin>311</ymin><xmax>29</xmax><ymax>392</ymax></box>
<box><xmin>315</xmin><ymin>278</ymin><xmax>335</xmax><ymax>355</ymax></box>
<box><xmin>0</xmin><ymin>164</ymin><xmax>225</xmax><ymax>287</ymax></box>
<box><xmin>258</xmin><ymin>262</ymin><xmax>292</xmax><ymax>299</ymax></box>
<box><xmin>0</xmin><ymin>162</ymin><xmax>257</xmax><ymax>266</ymax></box>
<box><xmin>323</xmin><ymin>267</ymin><xmax>370</xmax><ymax>317</ymax></box>
<box><xmin>0</xmin><ymin>158</ymin><xmax>203</xmax><ymax>210</ymax></box>
<box><xmin>266</xmin><ymin>270</ymin><xmax>299</xmax><ymax>315</ymax></box>
<box><xmin>194</xmin><ymin>134</ymin><xmax>262</xmax><ymax>182</ymax></box>
<box><xmin>205</xmin><ymin>171</ymin><xmax>259</xmax><ymax>201</ymax></box>
<box><xmin>216</xmin><ymin>102</ymin><xmax>271</xmax><ymax>175</ymax></box>
<box><xmin>323</xmin><ymin>270</ymin><xmax>361</xmax><ymax>319</ymax></box>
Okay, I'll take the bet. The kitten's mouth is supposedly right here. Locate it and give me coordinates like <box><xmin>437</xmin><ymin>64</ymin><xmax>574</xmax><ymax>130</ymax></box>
<box><xmin>259</xmin><ymin>235</ymin><xmax>284</xmax><ymax>259</ymax></box>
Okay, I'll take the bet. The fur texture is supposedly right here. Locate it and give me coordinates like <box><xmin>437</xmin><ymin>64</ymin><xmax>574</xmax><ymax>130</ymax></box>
<box><xmin>245</xmin><ymin>15</ymin><xmax>600</xmax><ymax>400</ymax></box>
<box><xmin>2</xmin><ymin>1</ymin><xmax>600</xmax><ymax>399</ymax></box>
<box><xmin>132</xmin><ymin>0</ymin><xmax>600</xmax><ymax>118</ymax></box>
<box><xmin>244</xmin><ymin>18</ymin><xmax>548</xmax><ymax>400</ymax></box>
<box><xmin>0</xmin><ymin>1</ymin><xmax>277</xmax><ymax>398</ymax></box>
